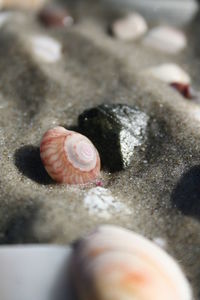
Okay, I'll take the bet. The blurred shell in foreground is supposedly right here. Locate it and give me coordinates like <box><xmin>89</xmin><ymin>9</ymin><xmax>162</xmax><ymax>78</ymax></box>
<box><xmin>70</xmin><ymin>225</ymin><xmax>192</xmax><ymax>300</ymax></box>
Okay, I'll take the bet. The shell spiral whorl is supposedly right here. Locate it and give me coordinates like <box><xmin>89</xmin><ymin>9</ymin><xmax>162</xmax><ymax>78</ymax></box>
<box><xmin>40</xmin><ymin>126</ymin><xmax>100</xmax><ymax>184</ymax></box>
<box><xmin>70</xmin><ymin>225</ymin><xmax>192</xmax><ymax>300</ymax></box>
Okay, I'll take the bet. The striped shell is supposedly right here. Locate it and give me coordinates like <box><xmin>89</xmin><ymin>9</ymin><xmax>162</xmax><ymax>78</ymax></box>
<box><xmin>40</xmin><ymin>126</ymin><xmax>100</xmax><ymax>184</ymax></box>
<box><xmin>70</xmin><ymin>225</ymin><xmax>192</xmax><ymax>300</ymax></box>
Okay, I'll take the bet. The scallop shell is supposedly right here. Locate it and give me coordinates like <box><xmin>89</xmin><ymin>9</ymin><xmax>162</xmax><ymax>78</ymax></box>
<box><xmin>70</xmin><ymin>225</ymin><xmax>192</xmax><ymax>300</ymax></box>
<box><xmin>40</xmin><ymin>126</ymin><xmax>101</xmax><ymax>184</ymax></box>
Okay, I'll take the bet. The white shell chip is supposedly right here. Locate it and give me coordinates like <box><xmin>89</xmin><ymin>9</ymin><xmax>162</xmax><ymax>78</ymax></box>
<box><xmin>83</xmin><ymin>187</ymin><xmax>130</xmax><ymax>219</ymax></box>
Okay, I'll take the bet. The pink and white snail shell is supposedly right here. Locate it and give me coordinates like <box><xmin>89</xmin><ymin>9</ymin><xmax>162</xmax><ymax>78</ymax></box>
<box><xmin>70</xmin><ymin>225</ymin><xmax>192</xmax><ymax>300</ymax></box>
<box><xmin>40</xmin><ymin>126</ymin><xmax>100</xmax><ymax>184</ymax></box>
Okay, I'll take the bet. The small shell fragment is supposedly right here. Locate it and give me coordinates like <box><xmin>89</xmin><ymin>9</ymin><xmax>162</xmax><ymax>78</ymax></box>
<box><xmin>110</xmin><ymin>13</ymin><xmax>148</xmax><ymax>41</ymax></box>
<box><xmin>70</xmin><ymin>225</ymin><xmax>192</xmax><ymax>300</ymax></box>
<box><xmin>144</xmin><ymin>63</ymin><xmax>191</xmax><ymax>84</ymax></box>
<box><xmin>83</xmin><ymin>187</ymin><xmax>130</xmax><ymax>219</ymax></box>
<box><xmin>40</xmin><ymin>126</ymin><xmax>101</xmax><ymax>185</ymax></box>
<box><xmin>30</xmin><ymin>35</ymin><xmax>62</xmax><ymax>63</ymax></box>
<box><xmin>143</xmin><ymin>26</ymin><xmax>187</xmax><ymax>54</ymax></box>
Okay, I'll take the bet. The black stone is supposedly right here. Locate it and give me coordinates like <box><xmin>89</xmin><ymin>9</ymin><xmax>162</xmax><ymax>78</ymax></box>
<box><xmin>78</xmin><ymin>104</ymin><xmax>149</xmax><ymax>172</ymax></box>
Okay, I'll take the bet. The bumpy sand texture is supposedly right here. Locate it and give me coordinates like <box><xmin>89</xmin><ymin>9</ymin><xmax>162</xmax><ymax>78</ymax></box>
<box><xmin>0</xmin><ymin>1</ymin><xmax>199</xmax><ymax>298</ymax></box>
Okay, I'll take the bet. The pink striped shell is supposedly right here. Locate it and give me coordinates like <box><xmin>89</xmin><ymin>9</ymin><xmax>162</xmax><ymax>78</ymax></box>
<box><xmin>70</xmin><ymin>225</ymin><xmax>192</xmax><ymax>300</ymax></box>
<box><xmin>40</xmin><ymin>126</ymin><xmax>100</xmax><ymax>184</ymax></box>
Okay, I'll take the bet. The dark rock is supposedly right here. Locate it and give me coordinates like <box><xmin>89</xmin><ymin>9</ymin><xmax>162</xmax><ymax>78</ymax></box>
<box><xmin>78</xmin><ymin>104</ymin><xmax>149</xmax><ymax>172</ymax></box>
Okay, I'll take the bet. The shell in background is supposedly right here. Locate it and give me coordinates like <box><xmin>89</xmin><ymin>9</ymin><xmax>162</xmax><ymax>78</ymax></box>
<box><xmin>101</xmin><ymin>0</ymin><xmax>198</xmax><ymax>26</ymax></box>
<box><xmin>143</xmin><ymin>26</ymin><xmax>187</xmax><ymax>54</ymax></box>
<box><xmin>110</xmin><ymin>13</ymin><xmax>148</xmax><ymax>41</ymax></box>
<box><xmin>38</xmin><ymin>5</ymin><xmax>74</xmax><ymax>28</ymax></box>
<box><xmin>0</xmin><ymin>0</ymin><xmax>46</xmax><ymax>10</ymax></box>
<box><xmin>40</xmin><ymin>126</ymin><xmax>100</xmax><ymax>185</ymax></box>
<box><xmin>70</xmin><ymin>225</ymin><xmax>192</xmax><ymax>300</ymax></box>
<box><xmin>143</xmin><ymin>63</ymin><xmax>191</xmax><ymax>84</ymax></box>
<box><xmin>30</xmin><ymin>35</ymin><xmax>62</xmax><ymax>63</ymax></box>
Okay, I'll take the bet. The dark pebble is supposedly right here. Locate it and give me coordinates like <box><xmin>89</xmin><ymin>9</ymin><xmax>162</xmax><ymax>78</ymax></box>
<box><xmin>78</xmin><ymin>104</ymin><xmax>149</xmax><ymax>172</ymax></box>
<box><xmin>38</xmin><ymin>6</ymin><xmax>74</xmax><ymax>28</ymax></box>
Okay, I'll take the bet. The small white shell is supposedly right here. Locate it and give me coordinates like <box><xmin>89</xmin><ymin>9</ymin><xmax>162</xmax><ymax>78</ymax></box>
<box><xmin>31</xmin><ymin>35</ymin><xmax>62</xmax><ymax>63</ymax></box>
<box><xmin>143</xmin><ymin>63</ymin><xmax>191</xmax><ymax>84</ymax></box>
<box><xmin>111</xmin><ymin>13</ymin><xmax>148</xmax><ymax>41</ymax></box>
<box><xmin>71</xmin><ymin>225</ymin><xmax>192</xmax><ymax>300</ymax></box>
<box><xmin>143</xmin><ymin>26</ymin><xmax>187</xmax><ymax>54</ymax></box>
<box><xmin>40</xmin><ymin>126</ymin><xmax>101</xmax><ymax>185</ymax></box>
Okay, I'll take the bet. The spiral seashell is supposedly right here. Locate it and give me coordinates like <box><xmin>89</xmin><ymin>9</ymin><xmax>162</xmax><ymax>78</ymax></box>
<box><xmin>40</xmin><ymin>126</ymin><xmax>101</xmax><ymax>184</ymax></box>
<box><xmin>70</xmin><ymin>225</ymin><xmax>192</xmax><ymax>300</ymax></box>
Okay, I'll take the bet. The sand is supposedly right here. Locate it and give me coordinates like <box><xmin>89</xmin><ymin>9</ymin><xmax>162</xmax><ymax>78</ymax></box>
<box><xmin>0</xmin><ymin>0</ymin><xmax>199</xmax><ymax>297</ymax></box>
